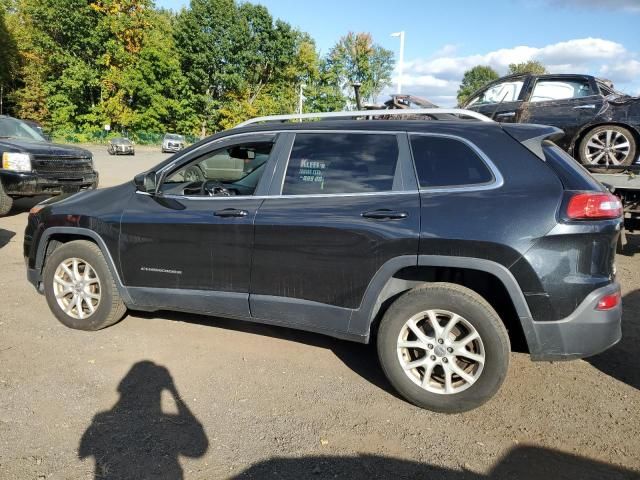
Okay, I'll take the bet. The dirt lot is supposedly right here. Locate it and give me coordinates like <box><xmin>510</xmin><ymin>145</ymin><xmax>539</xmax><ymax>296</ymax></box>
<box><xmin>0</xmin><ymin>145</ymin><xmax>639</xmax><ymax>479</ymax></box>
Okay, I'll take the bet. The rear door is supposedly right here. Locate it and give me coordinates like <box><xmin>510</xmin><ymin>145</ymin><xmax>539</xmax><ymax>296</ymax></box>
<box><xmin>520</xmin><ymin>76</ymin><xmax>605</xmax><ymax>149</ymax></box>
<box><xmin>249</xmin><ymin>130</ymin><xmax>420</xmax><ymax>335</ymax></box>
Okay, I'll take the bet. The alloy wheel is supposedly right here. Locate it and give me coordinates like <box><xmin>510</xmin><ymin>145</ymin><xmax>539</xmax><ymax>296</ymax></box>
<box><xmin>397</xmin><ymin>309</ymin><xmax>485</xmax><ymax>394</ymax></box>
<box><xmin>53</xmin><ymin>258</ymin><xmax>101</xmax><ymax>320</ymax></box>
<box><xmin>584</xmin><ymin>129</ymin><xmax>632</xmax><ymax>166</ymax></box>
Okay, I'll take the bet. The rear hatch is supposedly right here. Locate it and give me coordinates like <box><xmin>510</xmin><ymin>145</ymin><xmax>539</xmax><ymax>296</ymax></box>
<box><xmin>502</xmin><ymin>123</ymin><xmax>622</xmax><ymax>320</ymax></box>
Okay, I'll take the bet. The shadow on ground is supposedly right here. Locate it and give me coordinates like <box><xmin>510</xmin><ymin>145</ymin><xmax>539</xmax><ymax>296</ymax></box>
<box><xmin>135</xmin><ymin>309</ymin><xmax>401</xmax><ymax>400</ymax></box>
<box><xmin>78</xmin><ymin>361</ymin><xmax>639</xmax><ymax>480</ymax></box>
<box><xmin>231</xmin><ymin>449</ymin><xmax>639</xmax><ymax>480</ymax></box>
<box><xmin>588</xmin><ymin>288</ymin><xmax>640</xmax><ymax>390</ymax></box>
<box><xmin>78</xmin><ymin>360</ymin><xmax>208</xmax><ymax>480</ymax></box>
<box><xmin>0</xmin><ymin>228</ymin><xmax>15</xmax><ymax>249</ymax></box>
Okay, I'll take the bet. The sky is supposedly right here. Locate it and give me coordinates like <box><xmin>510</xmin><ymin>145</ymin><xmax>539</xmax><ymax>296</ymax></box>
<box><xmin>156</xmin><ymin>0</ymin><xmax>640</xmax><ymax>106</ymax></box>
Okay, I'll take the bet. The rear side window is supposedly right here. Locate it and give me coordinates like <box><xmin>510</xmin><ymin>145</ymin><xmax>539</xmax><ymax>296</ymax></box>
<box><xmin>282</xmin><ymin>133</ymin><xmax>399</xmax><ymax>195</ymax></box>
<box><xmin>542</xmin><ymin>141</ymin><xmax>604</xmax><ymax>191</ymax></box>
<box><xmin>410</xmin><ymin>135</ymin><xmax>494</xmax><ymax>188</ymax></box>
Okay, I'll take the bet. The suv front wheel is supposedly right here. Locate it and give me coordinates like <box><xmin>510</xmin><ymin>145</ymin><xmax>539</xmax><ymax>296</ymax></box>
<box><xmin>377</xmin><ymin>283</ymin><xmax>510</xmax><ymax>413</ymax></box>
<box><xmin>43</xmin><ymin>240</ymin><xmax>127</xmax><ymax>330</ymax></box>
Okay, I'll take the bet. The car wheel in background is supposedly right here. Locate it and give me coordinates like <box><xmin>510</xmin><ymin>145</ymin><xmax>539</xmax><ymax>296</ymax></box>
<box><xmin>579</xmin><ymin>125</ymin><xmax>637</xmax><ymax>173</ymax></box>
<box><xmin>377</xmin><ymin>283</ymin><xmax>510</xmax><ymax>413</ymax></box>
<box><xmin>0</xmin><ymin>182</ymin><xmax>14</xmax><ymax>216</ymax></box>
<box><xmin>43</xmin><ymin>240</ymin><xmax>127</xmax><ymax>330</ymax></box>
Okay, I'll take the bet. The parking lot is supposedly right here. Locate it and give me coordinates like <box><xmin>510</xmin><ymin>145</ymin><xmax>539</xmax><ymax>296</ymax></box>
<box><xmin>0</xmin><ymin>145</ymin><xmax>639</xmax><ymax>479</ymax></box>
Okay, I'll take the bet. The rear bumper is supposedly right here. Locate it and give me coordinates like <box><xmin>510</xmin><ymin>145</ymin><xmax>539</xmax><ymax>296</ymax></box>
<box><xmin>0</xmin><ymin>171</ymin><xmax>98</xmax><ymax>196</ymax></box>
<box><xmin>528</xmin><ymin>282</ymin><xmax>622</xmax><ymax>361</ymax></box>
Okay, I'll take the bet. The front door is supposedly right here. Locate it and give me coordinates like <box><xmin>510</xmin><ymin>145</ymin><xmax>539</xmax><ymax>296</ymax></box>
<box><xmin>119</xmin><ymin>133</ymin><xmax>280</xmax><ymax>316</ymax></box>
<box><xmin>465</xmin><ymin>77</ymin><xmax>528</xmax><ymax>122</ymax></box>
<box><xmin>249</xmin><ymin>131</ymin><xmax>421</xmax><ymax>335</ymax></box>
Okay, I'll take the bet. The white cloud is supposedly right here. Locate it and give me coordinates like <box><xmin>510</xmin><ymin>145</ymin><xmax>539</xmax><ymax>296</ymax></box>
<box><xmin>390</xmin><ymin>37</ymin><xmax>640</xmax><ymax>106</ymax></box>
<box><xmin>600</xmin><ymin>59</ymin><xmax>640</xmax><ymax>83</ymax></box>
<box><xmin>546</xmin><ymin>0</ymin><xmax>640</xmax><ymax>12</ymax></box>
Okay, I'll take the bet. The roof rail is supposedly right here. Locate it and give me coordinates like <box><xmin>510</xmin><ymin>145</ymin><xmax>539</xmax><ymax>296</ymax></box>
<box><xmin>234</xmin><ymin>108</ymin><xmax>494</xmax><ymax>128</ymax></box>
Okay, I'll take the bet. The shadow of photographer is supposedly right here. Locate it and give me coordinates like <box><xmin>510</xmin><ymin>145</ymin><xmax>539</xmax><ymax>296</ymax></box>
<box><xmin>78</xmin><ymin>360</ymin><xmax>208</xmax><ymax>480</ymax></box>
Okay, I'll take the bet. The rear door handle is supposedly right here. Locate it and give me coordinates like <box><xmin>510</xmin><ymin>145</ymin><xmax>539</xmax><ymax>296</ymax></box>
<box><xmin>574</xmin><ymin>104</ymin><xmax>596</xmax><ymax>109</ymax></box>
<box><xmin>214</xmin><ymin>208</ymin><xmax>248</xmax><ymax>218</ymax></box>
<box><xmin>361</xmin><ymin>210</ymin><xmax>408</xmax><ymax>220</ymax></box>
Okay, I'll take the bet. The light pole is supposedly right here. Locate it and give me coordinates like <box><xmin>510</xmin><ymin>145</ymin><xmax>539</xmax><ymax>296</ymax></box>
<box><xmin>391</xmin><ymin>31</ymin><xmax>405</xmax><ymax>94</ymax></box>
<box><xmin>298</xmin><ymin>83</ymin><xmax>306</xmax><ymax>120</ymax></box>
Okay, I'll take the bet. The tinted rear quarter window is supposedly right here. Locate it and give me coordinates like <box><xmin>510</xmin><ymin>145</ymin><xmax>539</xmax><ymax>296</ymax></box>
<box><xmin>282</xmin><ymin>133</ymin><xmax>399</xmax><ymax>195</ymax></box>
<box><xmin>410</xmin><ymin>135</ymin><xmax>494</xmax><ymax>188</ymax></box>
<box><xmin>542</xmin><ymin>141</ymin><xmax>604</xmax><ymax>191</ymax></box>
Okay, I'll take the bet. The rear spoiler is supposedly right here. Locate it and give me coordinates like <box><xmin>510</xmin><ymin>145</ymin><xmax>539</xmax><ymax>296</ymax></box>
<box><xmin>500</xmin><ymin>124</ymin><xmax>564</xmax><ymax>160</ymax></box>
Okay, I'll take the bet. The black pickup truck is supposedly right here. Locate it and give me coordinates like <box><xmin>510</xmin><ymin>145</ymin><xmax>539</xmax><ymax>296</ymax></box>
<box><xmin>0</xmin><ymin>116</ymin><xmax>98</xmax><ymax>216</ymax></box>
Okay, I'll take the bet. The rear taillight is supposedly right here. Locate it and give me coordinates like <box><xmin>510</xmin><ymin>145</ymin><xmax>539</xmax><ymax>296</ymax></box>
<box><xmin>566</xmin><ymin>192</ymin><xmax>622</xmax><ymax>220</ymax></box>
<box><xmin>596</xmin><ymin>292</ymin><xmax>620</xmax><ymax>311</ymax></box>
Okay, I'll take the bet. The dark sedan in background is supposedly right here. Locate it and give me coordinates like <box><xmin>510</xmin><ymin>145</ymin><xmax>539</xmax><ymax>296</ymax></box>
<box><xmin>107</xmin><ymin>137</ymin><xmax>135</xmax><ymax>156</ymax></box>
<box><xmin>462</xmin><ymin>74</ymin><xmax>640</xmax><ymax>171</ymax></box>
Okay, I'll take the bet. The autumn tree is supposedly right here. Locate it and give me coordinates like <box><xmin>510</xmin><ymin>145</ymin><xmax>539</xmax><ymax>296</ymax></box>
<box><xmin>324</xmin><ymin>32</ymin><xmax>394</xmax><ymax>104</ymax></box>
<box><xmin>456</xmin><ymin>65</ymin><xmax>500</xmax><ymax>105</ymax></box>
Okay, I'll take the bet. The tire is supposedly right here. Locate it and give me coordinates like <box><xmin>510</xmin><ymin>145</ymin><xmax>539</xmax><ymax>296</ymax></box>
<box><xmin>578</xmin><ymin>125</ymin><xmax>637</xmax><ymax>173</ymax></box>
<box><xmin>377</xmin><ymin>283</ymin><xmax>510</xmax><ymax>413</ymax></box>
<box><xmin>0</xmin><ymin>181</ymin><xmax>14</xmax><ymax>216</ymax></box>
<box><xmin>42</xmin><ymin>240</ymin><xmax>127</xmax><ymax>331</ymax></box>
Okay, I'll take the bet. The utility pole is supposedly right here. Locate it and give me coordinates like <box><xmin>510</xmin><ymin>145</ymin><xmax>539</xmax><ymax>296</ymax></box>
<box><xmin>1</xmin><ymin>85</ymin><xmax>3</xmax><ymax>115</ymax></box>
<box><xmin>298</xmin><ymin>83</ymin><xmax>306</xmax><ymax>120</ymax></box>
<box><xmin>391</xmin><ymin>31</ymin><xmax>405</xmax><ymax>94</ymax></box>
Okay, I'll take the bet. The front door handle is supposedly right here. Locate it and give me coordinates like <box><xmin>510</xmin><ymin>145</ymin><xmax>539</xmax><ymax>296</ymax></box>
<box><xmin>495</xmin><ymin>111</ymin><xmax>516</xmax><ymax>118</ymax></box>
<box><xmin>574</xmin><ymin>104</ymin><xmax>596</xmax><ymax>109</ymax></box>
<box><xmin>362</xmin><ymin>210</ymin><xmax>408</xmax><ymax>220</ymax></box>
<box><xmin>214</xmin><ymin>208</ymin><xmax>248</xmax><ymax>218</ymax></box>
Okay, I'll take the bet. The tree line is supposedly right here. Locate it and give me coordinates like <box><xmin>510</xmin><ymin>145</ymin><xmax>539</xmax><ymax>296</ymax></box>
<box><xmin>0</xmin><ymin>0</ymin><xmax>394</xmax><ymax>139</ymax></box>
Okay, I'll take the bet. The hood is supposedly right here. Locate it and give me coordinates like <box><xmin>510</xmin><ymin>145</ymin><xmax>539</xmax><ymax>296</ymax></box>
<box><xmin>0</xmin><ymin>138</ymin><xmax>92</xmax><ymax>157</ymax></box>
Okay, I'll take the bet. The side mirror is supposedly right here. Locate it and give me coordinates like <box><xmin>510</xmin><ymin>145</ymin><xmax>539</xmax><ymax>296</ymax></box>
<box><xmin>134</xmin><ymin>171</ymin><xmax>158</xmax><ymax>194</ymax></box>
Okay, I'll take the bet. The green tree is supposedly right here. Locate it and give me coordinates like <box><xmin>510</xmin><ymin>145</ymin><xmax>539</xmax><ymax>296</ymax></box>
<box><xmin>176</xmin><ymin>0</ymin><xmax>319</xmax><ymax>133</ymax></box>
<box><xmin>508</xmin><ymin>60</ymin><xmax>547</xmax><ymax>75</ymax></box>
<box><xmin>457</xmin><ymin>65</ymin><xmax>499</xmax><ymax>105</ymax></box>
<box><xmin>325</xmin><ymin>32</ymin><xmax>394</xmax><ymax>104</ymax></box>
<box><xmin>0</xmin><ymin>0</ymin><xmax>18</xmax><ymax>114</ymax></box>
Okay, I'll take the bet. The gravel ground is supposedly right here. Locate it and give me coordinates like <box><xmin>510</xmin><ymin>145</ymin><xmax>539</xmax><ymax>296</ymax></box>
<box><xmin>0</xmin><ymin>145</ymin><xmax>638</xmax><ymax>480</ymax></box>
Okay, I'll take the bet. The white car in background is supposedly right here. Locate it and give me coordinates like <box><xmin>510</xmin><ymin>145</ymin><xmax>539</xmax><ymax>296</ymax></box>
<box><xmin>161</xmin><ymin>133</ymin><xmax>186</xmax><ymax>153</ymax></box>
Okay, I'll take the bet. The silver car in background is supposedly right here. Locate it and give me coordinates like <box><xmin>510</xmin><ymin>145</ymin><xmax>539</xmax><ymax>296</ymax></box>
<box><xmin>162</xmin><ymin>133</ymin><xmax>185</xmax><ymax>153</ymax></box>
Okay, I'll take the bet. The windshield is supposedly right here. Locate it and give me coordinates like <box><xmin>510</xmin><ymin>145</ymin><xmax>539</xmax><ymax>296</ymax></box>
<box><xmin>165</xmin><ymin>134</ymin><xmax>184</xmax><ymax>141</ymax></box>
<box><xmin>0</xmin><ymin>117</ymin><xmax>46</xmax><ymax>142</ymax></box>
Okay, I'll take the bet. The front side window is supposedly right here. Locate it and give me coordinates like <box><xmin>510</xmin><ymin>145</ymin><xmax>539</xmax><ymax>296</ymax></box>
<box><xmin>162</xmin><ymin>140</ymin><xmax>274</xmax><ymax>196</ymax></box>
<box><xmin>530</xmin><ymin>79</ymin><xmax>594</xmax><ymax>102</ymax></box>
<box><xmin>467</xmin><ymin>80</ymin><xmax>524</xmax><ymax>106</ymax></box>
<box><xmin>410</xmin><ymin>135</ymin><xmax>494</xmax><ymax>188</ymax></box>
<box><xmin>282</xmin><ymin>133</ymin><xmax>399</xmax><ymax>195</ymax></box>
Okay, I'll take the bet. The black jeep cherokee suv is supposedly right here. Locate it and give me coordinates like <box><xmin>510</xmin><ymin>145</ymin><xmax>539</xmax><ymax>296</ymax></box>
<box><xmin>24</xmin><ymin>119</ymin><xmax>622</xmax><ymax>413</ymax></box>
<box><xmin>0</xmin><ymin>116</ymin><xmax>98</xmax><ymax>216</ymax></box>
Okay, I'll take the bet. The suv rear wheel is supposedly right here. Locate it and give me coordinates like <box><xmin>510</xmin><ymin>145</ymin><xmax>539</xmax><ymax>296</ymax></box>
<box><xmin>43</xmin><ymin>240</ymin><xmax>127</xmax><ymax>330</ymax></box>
<box><xmin>377</xmin><ymin>283</ymin><xmax>510</xmax><ymax>413</ymax></box>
